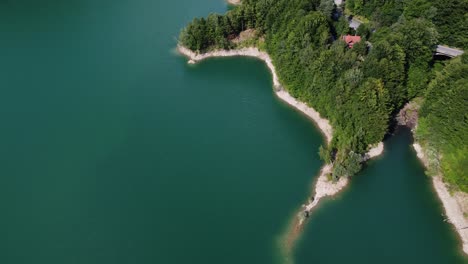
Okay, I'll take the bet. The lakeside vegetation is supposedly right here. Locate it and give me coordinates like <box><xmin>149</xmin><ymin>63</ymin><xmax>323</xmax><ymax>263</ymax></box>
<box><xmin>179</xmin><ymin>0</ymin><xmax>467</xmax><ymax>189</ymax></box>
<box><xmin>416</xmin><ymin>55</ymin><xmax>468</xmax><ymax>192</ymax></box>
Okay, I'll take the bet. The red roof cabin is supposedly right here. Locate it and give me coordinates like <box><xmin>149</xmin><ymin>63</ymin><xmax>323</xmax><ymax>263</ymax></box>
<box><xmin>342</xmin><ymin>35</ymin><xmax>361</xmax><ymax>48</ymax></box>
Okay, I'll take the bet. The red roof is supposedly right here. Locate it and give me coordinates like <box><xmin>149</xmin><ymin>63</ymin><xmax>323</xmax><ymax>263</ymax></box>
<box><xmin>342</xmin><ymin>35</ymin><xmax>361</xmax><ymax>48</ymax></box>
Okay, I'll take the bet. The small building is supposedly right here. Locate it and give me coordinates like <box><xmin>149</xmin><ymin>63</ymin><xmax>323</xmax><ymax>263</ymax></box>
<box><xmin>342</xmin><ymin>35</ymin><xmax>361</xmax><ymax>48</ymax></box>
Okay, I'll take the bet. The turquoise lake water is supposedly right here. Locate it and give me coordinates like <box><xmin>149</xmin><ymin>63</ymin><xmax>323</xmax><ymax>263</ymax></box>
<box><xmin>0</xmin><ymin>1</ymin><xmax>466</xmax><ymax>263</ymax></box>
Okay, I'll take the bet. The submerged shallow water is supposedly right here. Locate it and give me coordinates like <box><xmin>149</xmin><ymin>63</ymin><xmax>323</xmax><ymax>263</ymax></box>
<box><xmin>0</xmin><ymin>1</ymin><xmax>465</xmax><ymax>263</ymax></box>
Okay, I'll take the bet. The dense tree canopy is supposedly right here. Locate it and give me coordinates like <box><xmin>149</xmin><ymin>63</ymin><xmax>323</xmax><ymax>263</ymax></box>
<box><xmin>416</xmin><ymin>56</ymin><xmax>468</xmax><ymax>191</ymax></box>
<box><xmin>346</xmin><ymin>0</ymin><xmax>468</xmax><ymax>49</ymax></box>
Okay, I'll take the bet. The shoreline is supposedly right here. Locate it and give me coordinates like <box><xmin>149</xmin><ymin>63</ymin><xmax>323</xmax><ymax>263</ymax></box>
<box><xmin>301</xmin><ymin>142</ymin><xmax>384</xmax><ymax>220</ymax></box>
<box><xmin>282</xmin><ymin>141</ymin><xmax>384</xmax><ymax>254</ymax></box>
<box><xmin>227</xmin><ymin>0</ymin><xmax>241</xmax><ymax>5</ymax></box>
<box><xmin>413</xmin><ymin>143</ymin><xmax>468</xmax><ymax>254</ymax></box>
<box><xmin>178</xmin><ymin>44</ymin><xmax>384</xmax><ymax>251</ymax></box>
<box><xmin>177</xmin><ymin>45</ymin><xmax>333</xmax><ymax>143</ymax></box>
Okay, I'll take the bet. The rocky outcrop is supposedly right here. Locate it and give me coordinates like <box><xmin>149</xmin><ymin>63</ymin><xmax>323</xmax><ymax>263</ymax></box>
<box><xmin>396</xmin><ymin>100</ymin><xmax>421</xmax><ymax>129</ymax></box>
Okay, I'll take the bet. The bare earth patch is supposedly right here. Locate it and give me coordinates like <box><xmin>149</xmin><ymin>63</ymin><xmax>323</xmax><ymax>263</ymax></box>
<box><xmin>227</xmin><ymin>0</ymin><xmax>241</xmax><ymax>5</ymax></box>
<box><xmin>232</xmin><ymin>29</ymin><xmax>257</xmax><ymax>44</ymax></box>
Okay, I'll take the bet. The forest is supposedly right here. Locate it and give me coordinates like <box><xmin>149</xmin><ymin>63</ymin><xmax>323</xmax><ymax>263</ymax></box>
<box><xmin>416</xmin><ymin>55</ymin><xmax>468</xmax><ymax>192</ymax></box>
<box><xmin>346</xmin><ymin>0</ymin><xmax>468</xmax><ymax>49</ymax></box>
<box><xmin>179</xmin><ymin>0</ymin><xmax>467</xmax><ymax>190</ymax></box>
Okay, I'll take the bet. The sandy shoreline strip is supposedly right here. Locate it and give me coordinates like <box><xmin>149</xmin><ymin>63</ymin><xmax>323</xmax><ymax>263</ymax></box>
<box><xmin>413</xmin><ymin>143</ymin><xmax>468</xmax><ymax>254</ymax></box>
<box><xmin>227</xmin><ymin>0</ymin><xmax>241</xmax><ymax>5</ymax></box>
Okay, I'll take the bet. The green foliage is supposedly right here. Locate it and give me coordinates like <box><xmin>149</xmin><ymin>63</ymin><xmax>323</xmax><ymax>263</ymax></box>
<box><xmin>403</xmin><ymin>0</ymin><xmax>437</xmax><ymax>21</ymax></box>
<box><xmin>334</xmin><ymin>16</ymin><xmax>351</xmax><ymax>36</ymax></box>
<box><xmin>367</xmin><ymin>18</ymin><xmax>438</xmax><ymax>103</ymax></box>
<box><xmin>356</xmin><ymin>23</ymin><xmax>371</xmax><ymax>39</ymax></box>
<box><xmin>333</xmin><ymin>151</ymin><xmax>362</xmax><ymax>178</ymax></box>
<box><xmin>362</xmin><ymin>40</ymin><xmax>406</xmax><ymax>107</ymax></box>
<box><xmin>351</xmin><ymin>40</ymin><xmax>368</xmax><ymax>57</ymax></box>
<box><xmin>393</xmin><ymin>19</ymin><xmax>438</xmax><ymax>65</ymax></box>
<box><xmin>432</xmin><ymin>0</ymin><xmax>468</xmax><ymax>49</ymax></box>
<box><xmin>416</xmin><ymin>57</ymin><xmax>468</xmax><ymax>191</ymax></box>
<box><xmin>407</xmin><ymin>64</ymin><xmax>431</xmax><ymax>99</ymax></box>
<box><xmin>346</xmin><ymin>0</ymin><xmax>404</xmax><ymax>27</ymax></box>
<box><xmin>319</xmin><ymin>145</ymin><xmax>332</xmax><ymax>163</ymax></box>
<box><xmin>318</xmin><ymin>0</ymin><xmax>335</xmax><ymax>18</ymax></box>
<box><xmin>347</xmin><ymin>0</ymin><xmax>468</xmax><ymax>49</ymax></box>
<box><xmin>179</xmin><ymin>0</ymin><xmax>261</xmax><ymax>52</ymax></box>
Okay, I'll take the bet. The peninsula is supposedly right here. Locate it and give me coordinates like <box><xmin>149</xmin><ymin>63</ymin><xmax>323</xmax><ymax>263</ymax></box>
<box><xmin>179</xmin><ymin>0</ymin><xmax>467</xmax><ymax>256</ymax></box>
<box><xmin>179</xmin><ymin>41</ymin><xmax>385</xmax><ymax>253</ymax></box>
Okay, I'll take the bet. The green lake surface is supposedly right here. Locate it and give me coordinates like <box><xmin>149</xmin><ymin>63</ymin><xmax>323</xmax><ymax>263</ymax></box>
<box><xmin>0</xmin><ymin>1</ymin><xmax>466</xmax><ymax>263</ymax></box>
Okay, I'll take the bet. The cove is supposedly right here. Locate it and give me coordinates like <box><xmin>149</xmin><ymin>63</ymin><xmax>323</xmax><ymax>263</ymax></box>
<box><xmin>295</xmin><ymin>127</ymin><xmax>466</xmax><ymax>263</ymax></box>
<box><xmin>0</xmin><ymin>0</ymin><xmax>466</xmax><ymax>264</ymax></box>
<box><xmin>0</xmin><ymin>0</ymin><xmax>323</xmax><ymax>263</ymax></box>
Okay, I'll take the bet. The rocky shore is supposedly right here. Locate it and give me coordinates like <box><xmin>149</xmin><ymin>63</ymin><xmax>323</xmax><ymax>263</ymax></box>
<box><xmin>398</xmin><ymin>101</ymin><xmax>468</xmax><ymax>255</ymax></box>
<box><xmin>413</xmin><ymin>143</ymin><xmax>468</xmax><ymax>254</ymax></box>
<box><xmin>227</xmin><ymin>0</ymin><xmax>241</xmax><ymax>5</ymax></box>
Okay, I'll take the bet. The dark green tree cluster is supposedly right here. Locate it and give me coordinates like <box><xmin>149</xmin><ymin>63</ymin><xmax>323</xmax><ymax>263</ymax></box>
<box><xmin>179</xmin><ymin>0</ymin><xmax>275</xmax><ymax>52</ymax></box>
<box><xmin>416</xmin><ymin>55</ymin><xmax>468</xmax><ymax>191</ymax></box>
<box><xmin>179</xmin><ymin>0</ymin><xmax>465</xmax><ymax>181</ymax></box>
<box><xmin>346</xmin><ymin>0</ymin><xmax>468</xmax><ymax>49</ymax></box>
<box><xmin>369</xmin><ymin>18</ymin><xmax>438</xmax><ymax>100</ymax></box>
<box><xmin>346</xmin><ymin>0</ymin><xmax>404</xmax><ymax>27</ymax></box>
